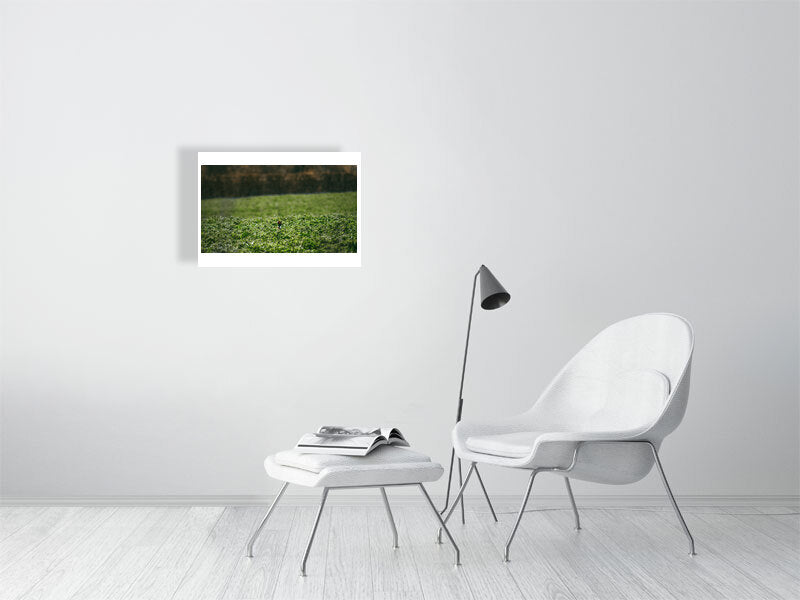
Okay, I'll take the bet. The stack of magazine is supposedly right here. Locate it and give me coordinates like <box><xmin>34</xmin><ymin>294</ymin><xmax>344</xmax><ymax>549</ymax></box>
<box><xmin>294</xmin><ymin>426</ymin><xmax>409</xmax><ymax>456</ymax></box>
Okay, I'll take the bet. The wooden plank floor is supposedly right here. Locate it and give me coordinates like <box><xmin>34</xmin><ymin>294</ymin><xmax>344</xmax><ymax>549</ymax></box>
<box><xmin>0</xmin><ymin>503</ymin><xmax>797</xmax><ymax>600</ymax></box>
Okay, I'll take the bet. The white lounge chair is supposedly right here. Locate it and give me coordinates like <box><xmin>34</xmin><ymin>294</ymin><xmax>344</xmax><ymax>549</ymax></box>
<box><xmin>439</xmin><ymin>313</ymin><xmax>697</xmax><ymax>561</ymax></box>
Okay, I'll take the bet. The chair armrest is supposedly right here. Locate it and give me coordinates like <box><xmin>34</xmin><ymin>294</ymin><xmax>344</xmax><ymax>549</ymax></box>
<box><xmin>521</xmin><ymin>430</ymin><xmax>655</xmax><ymax>471</ymax></box>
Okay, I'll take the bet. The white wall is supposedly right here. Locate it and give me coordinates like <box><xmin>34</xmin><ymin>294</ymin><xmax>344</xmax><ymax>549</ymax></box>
<box><xmin>1</xmin><ymin>0</ymin><xmax>797</xmax><ymax>500</ymax></box>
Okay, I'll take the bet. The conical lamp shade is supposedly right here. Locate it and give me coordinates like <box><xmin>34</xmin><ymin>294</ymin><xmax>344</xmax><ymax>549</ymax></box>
<box><xmin>479</xmin><ymin>265</ymin><xmax>510</xmax><ymax>310</ymax></box>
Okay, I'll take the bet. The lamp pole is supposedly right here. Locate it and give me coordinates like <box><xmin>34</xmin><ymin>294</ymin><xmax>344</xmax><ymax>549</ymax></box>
<box><xmin>440</xmin><ymin>267</ymin><xmax>500</xmax><ymax>524</ymax></box>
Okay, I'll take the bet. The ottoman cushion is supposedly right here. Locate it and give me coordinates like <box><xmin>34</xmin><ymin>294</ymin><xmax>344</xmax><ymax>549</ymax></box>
<box><xmin>265</xmin><ymin>445</ymin><xmax>444</xmax><ymax>488</ymax></box>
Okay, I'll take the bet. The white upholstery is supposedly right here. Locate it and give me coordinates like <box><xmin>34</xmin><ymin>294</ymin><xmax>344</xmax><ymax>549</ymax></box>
<box><xmin>465</xmin><ymin>431</ymin><xmax>544</xmax><ymax>458</ymax></box>
<box><xmin>453</xmin><ymin>313</ymin><xmax>693</xmax><ymax>485</ymax></box>
<box><xmin>265</xmin><ymin>446</ymin><xmax>444</xmax><ymax>488</ymax></box>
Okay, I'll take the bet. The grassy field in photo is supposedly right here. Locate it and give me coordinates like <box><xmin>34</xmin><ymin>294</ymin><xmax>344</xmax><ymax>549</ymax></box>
<box><xmin>201</xmin><ymin>192</ymin><xmax>357</xmax><ymax>253</ymax></box>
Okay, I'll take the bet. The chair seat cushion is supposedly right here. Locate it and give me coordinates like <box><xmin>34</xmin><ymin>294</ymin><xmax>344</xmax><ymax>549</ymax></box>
<box><xmin>265</xmin><ymin>445</ymin><xmax>444</xmax><ymax>488</ymax></box>
<box><xmin>465</xmin><ymin>432</ymin><xmax>542</xmax><ymax>458</ymax></box>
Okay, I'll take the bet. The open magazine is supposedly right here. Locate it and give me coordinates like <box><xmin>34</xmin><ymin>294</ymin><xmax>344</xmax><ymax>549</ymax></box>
<box><xmin>294</xmin><ymin>426</ymin><xmax>410</xmax><ymax>456</ymax></box>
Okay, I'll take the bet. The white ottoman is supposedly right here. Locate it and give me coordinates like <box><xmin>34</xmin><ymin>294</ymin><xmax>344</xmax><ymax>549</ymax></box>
<box><xmin>245</xmin><ymin>446</ymin><xmax>461</xmax><ymax>575</ymax></box>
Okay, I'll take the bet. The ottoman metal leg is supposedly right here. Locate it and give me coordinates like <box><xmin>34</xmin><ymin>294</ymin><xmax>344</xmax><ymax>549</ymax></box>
<box><xmin>380</xmin><ymin>487</ymin><xmax>399</xmax><ymax>549</ymax></box>
<box><xmin>301</xmin><ymin>487</ymin><xmax>329</xmax><ymax>577</ymax></box>
<box><xmin>246</xmin><ymin>481</ymin><xmax>289</xmax><ymax>557</ymax></box>
<box><xmin>418</xmin><ymin>484</ymin><xmax>461</xmax><ymax>567</ymax></box>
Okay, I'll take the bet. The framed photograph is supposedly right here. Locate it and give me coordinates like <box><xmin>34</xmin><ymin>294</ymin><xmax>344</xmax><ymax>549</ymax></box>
<box><xmin>197</xmin><ymin>152</ymin><xmax>361</xmax><ymax>267</ymax></box>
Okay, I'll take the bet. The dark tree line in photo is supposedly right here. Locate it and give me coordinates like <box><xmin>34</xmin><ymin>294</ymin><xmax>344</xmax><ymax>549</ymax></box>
<box><xmin>201</xmin><ymin>165</ymin><xmax>357</xmax><ymax>199</ymax></box>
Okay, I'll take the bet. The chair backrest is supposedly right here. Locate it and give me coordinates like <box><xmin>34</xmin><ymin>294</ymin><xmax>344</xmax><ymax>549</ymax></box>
<box><xmin>528</xmin><ymin>313</ymin><xmax>694</xmax><ymax>443</ymax></box>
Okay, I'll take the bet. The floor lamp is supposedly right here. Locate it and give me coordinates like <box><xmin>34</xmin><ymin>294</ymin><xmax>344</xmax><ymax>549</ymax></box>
<box><xmin>440</xmin><ymin>264</ymin><xmax>510</xmax><ymax>524</ymax></box>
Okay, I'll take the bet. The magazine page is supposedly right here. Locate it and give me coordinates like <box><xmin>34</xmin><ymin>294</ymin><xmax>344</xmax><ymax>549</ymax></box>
<box><xmin>316</xmin><ymin>425</ymin><xmax>381</xmax><ymax>437</ymax></box>
<box><xmin>298</xmin><ymin>426</ymin><xmax>408</xmax><ymax>454</ymax></box>
<box><xmin>298</xmin><ymin>433</ymin><xmax>380</xmax><ymax>450</ymax></box>
<box><xmin>379</xmin><ymin>427</ymin><xmax>409</xmax><ymax>446</ymax></box>
<box><xmin>316</xmin><ymin>426</ymin><xmax>408</xmax><ymax>446</ymax></box>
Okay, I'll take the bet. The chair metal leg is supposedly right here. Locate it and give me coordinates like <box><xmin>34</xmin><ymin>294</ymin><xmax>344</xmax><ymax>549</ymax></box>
<box><xmin>474</xmin><ymin>466</ymin><xmax>498</xmax><ymax>522</ymax></box>
<box><xmin>437</xmin><ymin>462</ymin><xmax>476</xmax><ymax>543</ymax></box>
<box><xmin>457</xmin><ymin>458</ymin><xmax>466</xmax><ymax>524</ymax></box>
<box><xmin>504</xmin><ymin>470</ymin><xmax>538</xmax><ymax>562</ymax></box>
<box><xmin>300</xmin><ymin>488</ymin><xmax>329</xmax><ymax>576</ymax></box>
<box><xmin>564</xmin><ymin>477</ymin><xmax>581</xmax><ymax>530</ymax></box>
<box><xmin>648</xmin><ymin>442</ymin><xmax>696</xmax><ymax>556</ymax></box>
<box><xmin>246</xmin><ymin>481</ymin><xmax>289</xmax><ymax>557</ymax></box>
<box><xmin>380</xmin><ymin>487</ymin><xmax>399</xmax><ymax>549</ymax></box>
<box><xmin>418</xmin><ymin>484</ymin><xmax>461</xmax><ymax>566</ymax></box>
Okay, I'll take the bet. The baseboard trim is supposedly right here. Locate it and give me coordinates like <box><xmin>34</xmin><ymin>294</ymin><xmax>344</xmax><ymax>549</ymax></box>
<box><xmin>1</xmin><ymin>494</ymin><xmax>797</xmax><ymax>507</ymax></box>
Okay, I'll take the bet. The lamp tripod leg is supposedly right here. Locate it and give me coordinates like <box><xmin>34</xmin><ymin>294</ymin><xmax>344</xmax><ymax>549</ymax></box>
<box><xmin>440</xmin><ymin>448</ymin><xmax>456</xmax><ymax>514</ymax></box>
<box><xmin>437</xmin><ymin>463</ymin><xmax>476</xmax><ymax>543</ymax></box>
<box><xmin>564</xmin><ymin>477</ymin><xmax>581</xmax><ymax>530</ymax></box>
<box><xmin>457</xmin><ymin>459</ymin><xmax>465</xmax><ymax>524</ymax></box>
<box><xmin>474</xmin><ymin>466</ymin><xmax>498</xmax><ymax>522</ymax></box>
<box><xmin>504</xmin><ymin>470</ymin><xmax>537</xmax><ymax>562</ymax></box>
<box><xmin>419</xmin><ymin>484</ymin><xmax>461</xmax><ymax>566</ymax></box>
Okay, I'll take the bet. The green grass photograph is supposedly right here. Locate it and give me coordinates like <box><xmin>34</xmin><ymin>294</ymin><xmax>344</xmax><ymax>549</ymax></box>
<box><xmin>200</xmin><ymin>165</ymin><xmax>358</xmax><ymax>254</ymax></box>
